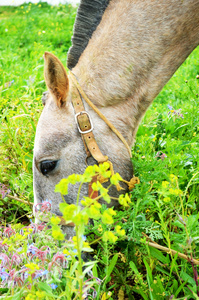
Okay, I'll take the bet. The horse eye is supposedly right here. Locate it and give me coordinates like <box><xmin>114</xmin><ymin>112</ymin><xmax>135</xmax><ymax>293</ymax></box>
<box><xmin>40</xmin><ymin>160</ymin><xmax>58</xmax><ymax>176</ymax></box>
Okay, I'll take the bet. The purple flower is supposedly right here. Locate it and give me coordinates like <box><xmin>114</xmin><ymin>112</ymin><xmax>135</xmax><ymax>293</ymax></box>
<box><xmin>87</xmin><ymin>270</ymin><xmax>93</xmax><ymax>278</ymax></box>
<box><xmin>34</xmin><ymin>269</ymin><xmax>48</xmax><ymax>280</ymax></box>
<box><xmin>92</xmin><ymin>290</ymin><xmax>97</xmax><ymax>298</ymax></box>
<box><xmin>34</xmin><ymin>200</ymin><xmax>51</xmax><ymax>213</ymax></box>
<box><xmin>167</xmin><ymin>106</ymin><xmax>184</xmax><ymax>119</ymax></box>
<box><xmin>10</xmin><ymin>253</ymin><xmax>22</xmax><ymax>267</ymax></box>
<box><xmin>155</xmin><ymin>151</ymin><xmax>167</xmax><ymax>161</ymax></box>
<box><xmin>0</xmin><ymin>183</ymin><xmax>11</xmax><ymax>199</ymax></box>
<box><xmin>3</xmin><ymin>226</ymin><xmax>15</xmax><ymax>237</ymax></box>
<box><xmin>0</xmin><ymin>268</ymin><xmax>9</xmax><ymax>281</ymax></box>
<box><xmin>0</xmin><ymin>253</ymin><xmax>10</xmax><ymax>267</ymax></box>
<box><xmin>27</xmin><ymin>244</ymin><xmax>37</xmax><ymax>256</ymax></box>
<box><xmin>49</xmin><ymin>253</ymin><xmax>68</xmax><ymax>271</ymax></box>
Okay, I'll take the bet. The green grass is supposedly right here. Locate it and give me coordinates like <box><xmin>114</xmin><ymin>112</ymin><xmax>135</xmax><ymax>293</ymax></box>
<box><xmin>0</xmin><ymin>2</ymin><xmax>199</xmax><ymax>299</ymax></box>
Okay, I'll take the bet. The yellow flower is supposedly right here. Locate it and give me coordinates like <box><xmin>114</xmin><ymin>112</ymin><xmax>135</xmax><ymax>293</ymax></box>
<box><xmin>162</xmin><ymin>181</ymin><xmax>169</xmax><ymax>188</ymax></box>
<box><xmin>103</xmin><ymin>231</ymin><xmax>118</xmax><ymax>243</ymax></box>
<box><xmin>25</xmin><ymin>294</ymin><xmax>36</xmax><ymax>300</ymax></box>
<box><xmin>63</xmin><ymin>249</ymin><xmax>70</xmax><ymax>256</ymax></box>
<box><xmin>115</xmin><ymin>225</ymin><xmax>125</xmax><ymax>236</ymax></box>
<box><xmin>52</xmin><ymin>229</ymin><xmax>64</xmax><ymax>241</ymax></box>
<box><xmin>169</xmin><ymin>174</ymin><xmax>177</xmax><ymax>182</ymax></box>
<box><xmin>25</xmin><ymin>263</ymin><xmax>40</xmax><ymax>274</ymax></box>
<box><xmin>102</xmin><ymin>211</ymin><xmax>114</xmax><ymax>224</ymax></box>
<box><xmin>163</xmin><ymin>197</ymin><xmax>170</xmax><ymax>203</ymax></box>
<box><xmin>51</xmin><ymin>216</ymin><xmax>61</xmax><ymax>225</ymax></box>
<box><xmin>36</xmin><ymin>291</ymin><xmax>46</xmax><ymax>299</ymax></box>
<box><xmin>169</xmin><ymin>188</ymin><xmax>182</xmax><ymax>196</ymax></box>
<box><xmin>98</xmin><ymin>225</ymin><xmax>103</xmax><ymax>232</ymax></box>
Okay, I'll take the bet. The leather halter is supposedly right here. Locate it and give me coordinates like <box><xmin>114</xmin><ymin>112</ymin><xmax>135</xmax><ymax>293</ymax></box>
<box><xmin>46</xmin><ymin>73</ymin><xmax>137</xmax><ymax>227</ymax></box>
<box><xmin>70</xmin><ymin>71</ymin><xmax>132</xmax><ymax>159</ymax></box>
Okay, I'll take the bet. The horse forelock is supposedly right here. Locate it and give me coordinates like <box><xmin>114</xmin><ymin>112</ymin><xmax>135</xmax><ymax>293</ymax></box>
<box><xmin>67</xmin><ymin>0</ymin><xmax>111</xmax><ymax>70</ymax></box>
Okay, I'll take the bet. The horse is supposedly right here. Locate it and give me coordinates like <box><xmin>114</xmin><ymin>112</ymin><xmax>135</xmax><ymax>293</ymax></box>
<box><xmin>33</xmin><ymin>0</ymin><xmax>199</xmax><ymax>237</ymax></box>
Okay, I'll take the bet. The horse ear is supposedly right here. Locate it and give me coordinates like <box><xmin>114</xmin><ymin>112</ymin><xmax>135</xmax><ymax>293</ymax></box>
<box><xmin>44</xmin><ymin>52</ymin><xmax>69</xmax><ymax>107</ymax></box>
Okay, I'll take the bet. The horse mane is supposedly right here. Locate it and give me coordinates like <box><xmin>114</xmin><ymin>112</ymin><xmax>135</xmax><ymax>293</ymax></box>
<box><xmin>67</xmin><ymin>0</ymin><xmax>111</xmax><ymax>70</ymax></box>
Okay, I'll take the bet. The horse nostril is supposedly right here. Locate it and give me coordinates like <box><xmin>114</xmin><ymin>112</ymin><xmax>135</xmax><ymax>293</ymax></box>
<box><xmin>40</xmin><ymin>160</ymin><xmax>58</xmax><ymax>176</ymax></box>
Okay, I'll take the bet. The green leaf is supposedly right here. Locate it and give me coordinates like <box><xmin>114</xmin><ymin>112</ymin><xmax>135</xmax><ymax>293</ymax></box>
<box><xmin>132</xmin><ymin>288</ymin><xmax>149</xmax><ymax>300</ymax></box>
<box><xmin>149</xmin><ymin>247</ymin><xmax>169</xmax><ymax>265</ymax></box>
<box><xmin>37</xmin><ymin>282</ymin><xmax>57</xmax><ymax>297</ymax></box>
<box><xmin>180</xmin><ymin>271</ymin><xmax>195</xmax><ymax>286</ymax></box>
<box><xmin>143</xmin><ymin>258</ymin><xmax>153</xmax><ymax>282</ymax></box>
<box><xmin>174</xmin><ymin>281</ymin><xmax>187</xmax><ymax>297</ymax></box>
<box><xmin>129</xmin><ymin>261</ymin><xmax>139</xmax><ymax>275</ymax></box>
<box><xmin>103</xmin><ymin>254</ymin><xmax>118</xmax><ymax>286</ymax></box>
<box><xmin>169</xmin><ymin>252</ymin><xmax>179</xmax><ymax>278</ymax></box>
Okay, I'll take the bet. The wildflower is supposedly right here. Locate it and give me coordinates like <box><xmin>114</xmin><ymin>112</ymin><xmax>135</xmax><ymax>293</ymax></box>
<box><xmin>169</xmin><ymin>188</ymin><xmax>182</xmax><ymax>196</ymax></box>
<box><xmin>0</xmin><ymin>253</ymin><xmax>10</xmax><ymax>267</ymax></box>
<box><xmin>0</xmin><ymin>183</ymin><xmax>11</xmax><ymax>199</ymax></box>
<box><xmin>51</xmin><ymin>216</ymin><xmax>61</xmax><ymax>225</ymax></box>
<box><xmin>169</xmin><ymin>174</ymin><xmax>178</xmax><ymax>182</ymax></box>
<box><xmin>168</xmin><ymin>106</ymin><xmax>184</xmax><ymax>119</ymax></box>
<box><xmin>87</xmin><ymin>205</ymin><xmax>101</xmax><ymax>220</ymax></box>
<box><xmin>102</xmin><ymin>231</ymin><xmax>118</xmax><ymax>244</ymax></box>
<box><xmin>82</xmin><ymin>235</ymin><xmax>87</xmax><ymax>241</ymax></box>
<box><xmin>36</xmin><ymin>291</ymin><xmax>46</xmax><ymax>298</ymax></box>
<box><xmin>162</xmin><ymin>181</ymin><xmax>169</xmax><ymax>188</ymax></box>
<box><xmin>50</xmin><ymin>253</ymin><xmax>68</xmax><ymax>269</ymax></box>
<box><xmin>34</xmin><ymin>269</ymin><xmax>48</xmax><ymax>280</ymax></box>
<box><xmin>10</xmin><ymin>253</ymin><xmax>22</xmax><ymax>267</ymax></box>
<box><xmin>156</xmin><ymin>151</ymin><xmax>167</xmax><ymax>160</ymax></box>
<box><xmin>115</xmin><ymin>225</ymin><xmax>125</xmax><ymax>236</ymax></box>
<box><xmin>98</xmin><ymin>225</ymin><xmax>103</xmax><ymax>232</ymax></box>
<box><xmin>50</xmin><ymin>283</ymin><xmax>58</xmax><ymax>289</ymax></box>
<box><xmin>25</xmin><ymin>293</ymin><xmax>36</xmax><ymax>300</ymax></box>
<box><xmin>177</xmin><ymin>213</ymin><xmax>186</xmax><ymax>226</ymax></box>
<box><xmin>101</xmin><ymin>211</ymin><xmax>114</xmax><ymax>224</ymax></box>
<box><xmin>52</xmin><ymin>229</ymin><xmax>64</xmax><ymax>241</ymax></box>
<box><xmin>163</xmin><ymin>197</ymin><xmax>170</xmax><ymax>203</ymax></box>
<box><xmin>0</xmin><ymin>267</ymin><xmax>9</xmax><ymax>282</ymax></box>
<box><xmin>25</xmin><ymin>263</ymin><xmax>40</xmax><ymax>274</ymax></box>
<box><xmin>27</xmin><ymin>244</ymin><xmax>37</xmax><ymax>256</ymax></box>
<box><xmin>119</xmin><ymin>193</ymin><xmax>131</xmax><ymax>207</ymax></box>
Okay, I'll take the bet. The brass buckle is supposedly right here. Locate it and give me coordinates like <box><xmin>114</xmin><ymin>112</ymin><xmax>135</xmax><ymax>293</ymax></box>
<box><xmin>75</xmin><ymin>111</ymin><xmax>94</xmax><ymax>134</ymax></box>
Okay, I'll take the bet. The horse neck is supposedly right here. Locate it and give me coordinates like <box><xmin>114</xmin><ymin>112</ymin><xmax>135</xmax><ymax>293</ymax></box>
<box><xmin>73</xmin><ymin>0</ymin><xmax>199</xmax><ymax>147</ymax></box>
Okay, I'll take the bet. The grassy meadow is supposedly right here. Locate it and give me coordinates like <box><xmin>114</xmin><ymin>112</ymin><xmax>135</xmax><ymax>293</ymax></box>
<box><xmin>0</xmin><ymin>2</ymin><xmax>199</xmax><ymax>299</ymax></box>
